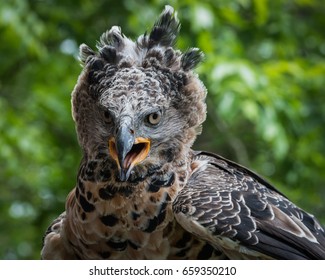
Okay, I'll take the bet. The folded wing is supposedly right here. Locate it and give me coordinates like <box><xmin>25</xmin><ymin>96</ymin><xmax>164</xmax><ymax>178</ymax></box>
<box><xmin>173</xmin><ymin>151</ymin><xmax>325</xmax><ymax>259</ymax></box>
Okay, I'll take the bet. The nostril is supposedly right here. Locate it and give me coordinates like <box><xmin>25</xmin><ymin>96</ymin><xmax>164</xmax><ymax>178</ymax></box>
<box><xmin>130</xmin><ymin>129</ymin><xmax>135</xmax><ymax>135</ymax></box>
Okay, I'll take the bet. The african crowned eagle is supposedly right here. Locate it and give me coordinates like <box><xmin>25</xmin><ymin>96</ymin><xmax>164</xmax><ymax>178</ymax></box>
<box><xmin>41</xmin><ymin>6</ymin><xmax>325</xmax><ymax>260</ymax></box>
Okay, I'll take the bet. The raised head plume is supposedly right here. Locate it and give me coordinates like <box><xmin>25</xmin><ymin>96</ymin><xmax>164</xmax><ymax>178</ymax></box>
<box><xmin>78</xmin><ymin>5</ymin><xmax>203</xmax><ymax>74</ymax></box>
<box><xmin>148</xmin><ymin>5</ymin><xmax>180</xmax><ymax>48</ymax></box>
<box><xmin>181</xmin><ymin>48</ymin><xmax>204</xmax><ymax>71</ymax></box>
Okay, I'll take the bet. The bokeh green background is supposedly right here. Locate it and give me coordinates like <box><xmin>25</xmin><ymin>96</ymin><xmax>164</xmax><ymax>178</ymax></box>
<box><xmin>0</xmin><ymin>0</ymin><xmax>324</xmax><ymax>259</ymax></box>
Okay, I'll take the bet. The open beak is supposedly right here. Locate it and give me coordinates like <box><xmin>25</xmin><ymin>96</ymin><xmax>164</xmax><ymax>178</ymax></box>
<box><xmin>109</xmin><ymin>127</ymin><xmax>150</xmax><ymax>182</ymax></box>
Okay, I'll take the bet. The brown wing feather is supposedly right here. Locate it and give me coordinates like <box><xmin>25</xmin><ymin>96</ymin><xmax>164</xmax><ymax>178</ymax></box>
<box><xmin>173</xmin><ymin>151</ymin><xmax>325</xmax><ymax>259</ymax></box>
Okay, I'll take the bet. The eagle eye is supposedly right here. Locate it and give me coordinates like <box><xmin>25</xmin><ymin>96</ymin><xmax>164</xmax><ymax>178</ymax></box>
<box><xmin>146</xmin><ymin>111</ymin><xmax>162</xmax><ymax>126</ymax></box>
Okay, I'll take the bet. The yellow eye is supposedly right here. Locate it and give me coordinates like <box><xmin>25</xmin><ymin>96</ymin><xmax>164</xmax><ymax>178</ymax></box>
<box><xmin>147</xmin><ymin>111</ymin><xmax>162</xmax><ymax>125</ymax></box>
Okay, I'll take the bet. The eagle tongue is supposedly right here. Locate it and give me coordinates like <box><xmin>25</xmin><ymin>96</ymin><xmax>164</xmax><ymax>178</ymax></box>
<box><xmin>119</xmin><ymin>143</ymin><xmax>147</xmax><ymax>181</ymax></box>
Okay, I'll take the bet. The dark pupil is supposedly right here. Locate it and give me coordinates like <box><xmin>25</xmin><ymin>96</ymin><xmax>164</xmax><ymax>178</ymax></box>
<box><xmin>152</xmin><ymin>113</ymin><xmax>158</xmax><ymax>120</ymax></box>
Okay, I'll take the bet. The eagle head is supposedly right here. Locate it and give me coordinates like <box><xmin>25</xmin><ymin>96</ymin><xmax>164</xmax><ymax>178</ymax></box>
<box><xmin>71</xmin><ymin>6</ymin><xmax>207</xmax><ymax>182</ymax></box>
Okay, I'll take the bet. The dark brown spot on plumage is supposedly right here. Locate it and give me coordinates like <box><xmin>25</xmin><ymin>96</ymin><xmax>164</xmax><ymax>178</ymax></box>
<box><xmin>165</xmin><ymin>193</ymin><xmax>172</xmax><ymax>202</ymax></box>
<box><xmin>128</xmin><ymin>240</ymin><xmax>140</xmax><ymax>250</ymax></box>
<box><xmin>78</xmin><ymin>180</ymin><xmax>85</xmax><ymax>193</ymax></box>
<box><xmin>176</xmin><ymin>247</ymin><xmax>190</xmax><ymax>258</ymax></box>
<box><xmin>129</xmin><ymin>173</ymin><xmax>146</xmax><ymax>184</ymax></box>
<box><xmin>151</xmin><ymin>177</ymin><xmax>167</xmax><ymax>187</ymax></box>
<box><xmin>147</xmin><ymin>164</ymin><xmax>162</xmax><ymax>176</ymax></box>
<box><xmin>107</xmin><ymin>239</ymin><xmax>127</xmax><ymax>251</ymax></box>
<box><xmin>148</xmin><ymin>172</ymin><xmax>175</xmax><ymax>193</ymax></box>
<box><xmin>118</xmin><ymin>186</ymin><xmax>134</xmax><ymax>197</ymax></box>
<box><xmin>88</xmin><ymin>161</ymin><xmax>98</xmax><ymax>169</ymax></box>
<box><xmin>148</xmin><ymin>183</ymin><xmax>160</xmax><ymax>193</ymax></box>
<box><xmin>98</xmin><ymin>187</ymin><xmax>116</xmax><ymax>200</ymax></box>
<box><xmin>213</xmin><ymin>249</ymin><xmax>225</xmax><ymax>257</ymax></box>
<box><xmin>143</xmin><ymin>216</ymin><xmax>159</xmax><ymax>233</ymax></box>
<box><xmin>78</xmin><ymin>194</ymin><xmax>95</xmax><ymax>212</ymax></box>
<box><xmin>158</xmin><ymin>208</ymin><xmax>167</xmax><ymax>224</ymax></box>
<box><xmin>197</xmin><ymin>243</ymin><xmax>214</xmax><ymax>259</ymax></box>
<box><xmin>81</xmin><ymin>212</ymin><xmax>86</xmax><ymax>221</ymax></box>
<box><xmin>100</xmin><ymin>214</ymin><xmax>119</xmax><ymax>227</ymax></box>
<box><xmin>83</xmin><ymin>161</ymin><xmax>97</xmax><ymax>181</ymax></box>
<box><xmin>132</xmin><ymin>212</ymin><xmax>140</xmax><ymax>220</ymax></box>
<box><xmin>86</xmin><ymin>191</ymin><xmax>92</xmax><ymax>200</ymax></box>
<box><xmin>143</xmin><ymin>206</ymin><xmax>167</xmax><ymax>233</ymax></box>
<box><xmin>175</xmin><ymin>231</ymin><xmax>192</xmax><ymax>248</ymax></box>
<box><xmin>165</xmin><ymin>173</ymin><xmax>175</xmax><ymax>186</ymax></box>
<box><xmin>98</xmin><ymin>169</ymin><xmax>111</xmax><ymax>182</ymax></box>
<box><xmin>98</xmin><ymin>251</ymin><xmax>111</xmax><ymax>259</ymax></box>
<box><xmin>160</xmin><ymin>202</ymin><xmax>168</xmax><ymax>212</ymax></box>
<box><xmin>178</xmin><ymin>176</ymin><xmax>185</xmax><ymax>182</ymax></box>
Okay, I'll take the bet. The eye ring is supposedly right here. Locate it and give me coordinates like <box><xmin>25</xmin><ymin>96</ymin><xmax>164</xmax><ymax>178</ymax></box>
<box><xmin>146</xmin><ymin>111</ymin><xmax>162</xmax><ymax>126</ymax></box>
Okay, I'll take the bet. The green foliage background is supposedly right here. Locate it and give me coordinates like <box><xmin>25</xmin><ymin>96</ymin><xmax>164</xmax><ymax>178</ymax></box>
<box><xmin>0</xmin><ymin>0</ymin><xmax>324</xmax><ymax>259</ymax></box>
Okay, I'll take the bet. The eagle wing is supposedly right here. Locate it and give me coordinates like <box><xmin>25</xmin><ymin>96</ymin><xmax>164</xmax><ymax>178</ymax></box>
<box><xmin>173</xmin><ymin>151</ymin><xmax>325</xmax><ymax>259</ymax></box>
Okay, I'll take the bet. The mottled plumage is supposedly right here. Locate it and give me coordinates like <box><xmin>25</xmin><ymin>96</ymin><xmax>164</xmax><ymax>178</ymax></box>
<box><xmin>42</xmin><ymin>6</ymin><xmax>325</xmax><ymax>260</ymax></box>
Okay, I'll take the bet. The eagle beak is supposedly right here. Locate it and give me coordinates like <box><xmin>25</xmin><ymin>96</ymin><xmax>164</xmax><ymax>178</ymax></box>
<box><xmin>108</xmin><ymin>126</ymin><xmax>150</xmax><ymax>181</ymax></box>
